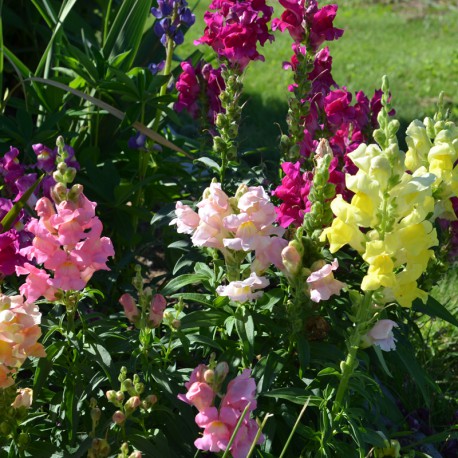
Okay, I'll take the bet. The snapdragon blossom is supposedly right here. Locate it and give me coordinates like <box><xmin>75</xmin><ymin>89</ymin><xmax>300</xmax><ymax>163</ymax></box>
<box><xmin>174</xmin><ymin>61</ymin><xmax>225</xmax><ymax>123</ymax></box>
<box><xmin>195</xmin><ymin>0</ymin><xmax>274</xmax><ymax>70</ymax></box>
<box><xmin>171</xmin><ymin>182</ymin><xmax>287</xmax><ymax>274</ymax></box>
<box><xmin>179</xmin><ymin>365</ymin><xmax>263</xmax><ymax>458</ymax></box>
<box><xmin>0</xmin><ymin>294</ymin><xmax>46</xmax><ymax>388</ymax></box>
<box><xmin>17</xmin><ymin>185</ymin><xmax>114</xmax><ymax>301</ymax></box>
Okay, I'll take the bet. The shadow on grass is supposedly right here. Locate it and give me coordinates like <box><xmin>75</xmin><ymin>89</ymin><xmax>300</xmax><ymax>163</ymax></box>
<box><xmin>238</xmin><ymin>92</ymin><xmax>288</xmax><ymax>164</ymax></box>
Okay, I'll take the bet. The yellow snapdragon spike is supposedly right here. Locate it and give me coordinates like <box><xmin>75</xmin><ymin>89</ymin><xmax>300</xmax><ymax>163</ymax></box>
<box><xmin>405</xmin><ymin>119</ymin><xmax>432</xmax><ymax>171</ymax></box>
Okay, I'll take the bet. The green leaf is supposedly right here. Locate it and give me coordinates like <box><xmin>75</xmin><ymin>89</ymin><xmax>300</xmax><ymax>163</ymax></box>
<box><xmin>262</xmin><ymin>388</ymin><xmax>322</xmax><ymax>407</ymax></box>
<box><xmin>103</xmin><ymin>0</ymin><xmax>152</xmax><ymax>71</ymax></box>
<box><xmin>413</xmin><ymin>296</ymin><xmax>458</xmax><ymax>327</ymax></box>
<box><xmin>160</xmin><ymin>273</ymin><xmax>208</xmax><ymax>295</ymax></box>
<box><xmin>170</xmin><ymin>292</ymin><xmax>213</xmax><ymax>306</ymax></box>
<box><xmin>180</xmin><ymin>310</ymin><xmax>228</xmax><ymax>329</ymax></box>
<box><xmin>393</xmin><ymin>334</ymin><xmax>439</xmax><ymax>406</ymax></box>
<box><xmin>194</xmin><ymin>156</ymin><xmax>221</xmax><ymax>172</ymax></box>
<box><xmin>235</xmin><ymin>309</ymin><xmax>255</xmax><ymax>362</ymax></box>
<box><xmin>373</xmin><ymin>345</ymin><xmax>393</xmax><ymax>377</ymax></box>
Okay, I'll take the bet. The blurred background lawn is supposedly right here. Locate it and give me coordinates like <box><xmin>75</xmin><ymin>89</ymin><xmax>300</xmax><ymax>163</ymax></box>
<box><xmin>177</xmin><ymin>0</ymin><xmax>458</xmax><ymax>152</ymax></box>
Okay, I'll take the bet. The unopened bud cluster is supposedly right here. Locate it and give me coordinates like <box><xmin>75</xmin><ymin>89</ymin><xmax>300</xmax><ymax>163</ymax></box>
<box><xmin>106</xmin><ymin>368</ymin><xmax>157</xmax><ymax>427</ymax></box>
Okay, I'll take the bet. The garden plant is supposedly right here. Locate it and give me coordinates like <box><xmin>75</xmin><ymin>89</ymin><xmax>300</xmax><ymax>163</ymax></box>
<box><xmin>0</xmin><ymin>0</ymin><xmax>457</xmax><ymax>457</ymax></box>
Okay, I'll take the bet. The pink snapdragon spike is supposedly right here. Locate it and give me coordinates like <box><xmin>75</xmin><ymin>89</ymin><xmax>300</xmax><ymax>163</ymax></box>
<box><xmin>16</xmin><ymin>185</ymin><xmax>114</xmax><ymax>301</ymax></box>
<box><xmin>148</xmin><ymin>294</ymin><xmax>167</xmax><ymax>327</ymax></box>
<box><xmin>171</xmin><ymin>183</ymin><xmax>287</xmax><ymax>274</ymax></box>
<box><xmin>0</xmin><ymin>294</ymin><xmax>46</xmax><ymax>388</ymax></box>
<box><xmin>364</xmin><ymin>320</ymin><xmax>399</xmax><ymax>352</ymax></box>
<box><xmin>216</xmin><ymin>272</ymin><xmax>269</xmax><ymax>303</ymax></box>
<box><xmin>306</xmin><ymin>258</ymin><xmax>345</xmax><ymax>302</ymax></box>
<box><xmin>180</xmin><ymin>366</ymin><xmax>263</xmax><ymax>458</ymax></box>
<box><xmin>195</xmin><ymin>0</ymin><xmax>274</xmax><ymax>70</ymax></box>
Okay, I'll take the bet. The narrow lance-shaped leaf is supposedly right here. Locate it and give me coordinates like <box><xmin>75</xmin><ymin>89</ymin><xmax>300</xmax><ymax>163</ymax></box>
<box><xmin>27</xmin><ymin>77</ymin><xmax>190</xmax><ymax>156</ymax></box>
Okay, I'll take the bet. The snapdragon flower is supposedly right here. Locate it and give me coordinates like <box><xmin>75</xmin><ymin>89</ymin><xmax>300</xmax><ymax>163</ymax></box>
<box><xmin>171</xmin><ymin>182</ymin><xmax>287</xmax><ymax>277</ymax></box>
<box><xmin>216</xmin><ymin>272</ymin><xmax>269</xmax><ymax>303</ymax></box>
<box><xmin>195</xmin><ymin>0</ymin><xmax>274</xmax><ymax>71</ymax></box>
<box><xmin>0</xmin><ymin>294</ymin><xmax>46</xmax><ymax>388</ymax></box>
<box><xmin>179</xmin><ymin>365</ymin><xmax>263</xmax><ymax>458</ymax></box>
<box><xmin>362</xmin><ymin>319</ymin><xmax>398</xmax><ymax>352</ymax></box>
<box><xmin>321</xmin><ymin>84</ymin><xmax>440</xmax><ymax>307</ymax></box>
<box><xmin>174</xmin><ymin>61</ymin><xmax>225</xmax><ymax>124</ymax></box>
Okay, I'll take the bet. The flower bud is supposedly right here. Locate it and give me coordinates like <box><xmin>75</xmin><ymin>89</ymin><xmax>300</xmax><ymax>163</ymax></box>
<box><xmin>142</xmin><ymin>394</ymin><xmax>158</xmax><ymax>410</ymax></box>
<box><xmin>171</xmin><ymin>319</ymin><xmax>181</xmax><ymax>329</ymax></box>
<box><xmin>282</xmin><ymin>244</ymin><xmax>302</xmax><ymax>277</ymax></box>
<box><xmin>122</xmin><ymin>379</ymin><xmax>134</xmax><ymax>395</ymax></box>
<box><xmin>106</xmin><ymin>390</ymin><xmax>117</xmax><ymax>403</ymax></box>
<box><xmin>134</xmin><ymin>383</ymin><xmax>145</xmax><ymax>395</ymax></box>
<box><xmin>129</xmin><ymin>451</ymin><xmax>142</xmax><ymax>458</ymax></box>
<box><xmin>125</xmin><ymin>396</ymin><xmax>141</xmax><ymax>414</ymax></box>
<box><xmin>148</xmin><ymin>294</ymin><xmax>166</xmax><ymax>328</ymax></box>
<box><xmin>91</xmin><ymin>406</ymin><xmax>101</xmax><ymax>424</ymax></box>
<box><xmin>112</xmin><ymin>410</ymin><xmax>126</xmax><ymax>425</ymax></box>
<box><xmin>203</xmin><ymin>369</ymin><xmax>215</xmax><ymax>384</ymax></box>
<box><xmin>119</xmin><ymin>294</ymin><xmax>139</xmax><ymax>323</ymax></box>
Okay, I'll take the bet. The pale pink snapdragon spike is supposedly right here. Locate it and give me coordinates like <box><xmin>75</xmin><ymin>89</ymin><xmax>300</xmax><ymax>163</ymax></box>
<box><xmin>0</xmin><ymin>294</ymin><xmax>46</xmax><ymax>388</ymax></box>
<box><xmin>364</xmin><ymin>320</ymin><xmax>399</xmax><ymax>352</ymax></box>
<box><xmin>148</xmin><ymin>294</ymin><xmax>167</xmax><ymax>327</ymax></box>
<box><xmin>306</xmin><ymin>258</ymin><xmax>345</xmax><ymax>302</ymax></box>
<box><xmin>216</xmin><ymin>273</ymin><xmax>269</xmax><ymax>303</ymax></box>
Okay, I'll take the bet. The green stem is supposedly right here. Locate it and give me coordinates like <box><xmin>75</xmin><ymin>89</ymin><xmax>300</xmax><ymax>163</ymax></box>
<box><xmin>332</xmin><ymin>291</ymin><xmax>374</xmax><ymax>414</ymax></box>
<box><xmin>102</xmin><ymin>0</ymin><xmax>113</xmax><ymax>47</ymax></box>
<box><xmin>133</xmin><ymin>11</ymin><xmax>175</xmax><ymax>230</ymax></box>
<box><xmin>221</xmin><ymin>402</ymin><xmax>251</xmax><ymax>458</ymax></box>
<box><xmin>279</xmin><ymin>397</ymin><xmax>310</xmax><ymax>458</ymax></box>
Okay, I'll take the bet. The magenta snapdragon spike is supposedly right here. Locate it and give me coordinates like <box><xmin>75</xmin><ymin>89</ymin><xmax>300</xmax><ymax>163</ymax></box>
<box><xmin>195</xmin><ymin>0</ymin><xmax>274</xmax><ymax>71</ymax></box>
<box><xmin>174</xmin><ymin>61</ymin><xmax>225</xmax><ymax>125</ymax></box>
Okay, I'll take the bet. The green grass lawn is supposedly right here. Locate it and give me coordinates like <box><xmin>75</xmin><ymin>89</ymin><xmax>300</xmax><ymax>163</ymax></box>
<box><xmin>178</xmin><ymin>0</ymin><xmax>458</xmax><ymax>152</ymax></box>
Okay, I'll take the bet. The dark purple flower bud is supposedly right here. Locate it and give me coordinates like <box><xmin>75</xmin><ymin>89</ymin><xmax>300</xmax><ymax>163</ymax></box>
<box><xmin>149</xmin><ymin>60</ymin><xmax>166</xmax><ymax>75</ymax></box>
<box><xmin>128</xmin><ymin>133</ymin><xmax>147</xmax><ymax>149</ymax></box>
<box><xmin>151</xmin><ymin>0</ymin><xmax>173</xmax><ymax>19</ymax></box>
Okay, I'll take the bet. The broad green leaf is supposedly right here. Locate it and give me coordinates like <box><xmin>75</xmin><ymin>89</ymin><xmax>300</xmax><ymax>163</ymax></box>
<box><xmin>161</xmin><ymin>273</ymin><xmax>208</xmax><ymax>295</ymax></box>
<box><xmin>103</xmin><ymin>0</ymin><xmax>152</xmax><ymax>71</ymax></box>
<box><xmin>180</xmin><ymin>310</ymin><xmax>228</xmax><ymax>329</ymax></box>
<box><xmin>413</xmin><ymin>296</ymin><xmax>458</xmax><ymax>327</ymax></box>
<box><xmin>393</xmin><ymin>334</ymin><xmax>439</xmax><ymax>406</ymax></box>
<box><xmin>170</xmin><ymin>292</ymin><xmax>213</xmax><ymax>306</ymax></box>
<box><xmin>194</xmin><ymin>156</ymin><xmax>221</xmax><ymax>172</ymax></box>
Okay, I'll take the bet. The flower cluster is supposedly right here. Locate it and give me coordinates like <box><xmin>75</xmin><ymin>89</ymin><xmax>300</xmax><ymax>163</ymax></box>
<box><xmin>171</xmin><ymin>182</ymin><xmax>286</xmax><ymax>299</ymax></box>
<box><xmin>273</xmin><ymin>0</ymin><xmax>343</xmax><ymax>51</ymax></box>
<box><xmin>321</xmin><ymin>114</ymin><xmax>439</xmax><ymax>307</ymax></box>
<box><xmin>404</xmin><ymin>116</ymin><xmax>458</xmax><ymax>258</ymax></box>
<box><xmin>174</xmin><ymin>61</ymin><xmax>225</xmax><ymax>124</ymax></box>
<box><xmin>179</xmin><ymin>363</ymin><xmax>262</xmax><ymax>458</ymax></box>
<box><xmin>151</xmin><ymin>0</ymin><xmax>195</xmax><ymax>47</ymax></box>
<box><xmin>17</xmin><ymin>184</ymin><xmax>114</xmax><ymax>302</ymax></box>
<box><xmin>149</xmin><ymin>0</ymin><xmax>195</xmax><ymax>74</ymax></box>
<box><xmin>195</xmin><ymin>0</ymin><xmax>274</xmax><ymax>70</ymax></box>
<box><xmin>0</xmin><ymin>294</ymin><xmax>46</xmax><ymax>388</ymax></box>
<box><xmin>106</xmin><ymin>368</ymin><xmax>157</xmax><ymax>427</ymax></box>
<box><xmin>0</xmin><ymin>143</ymin><xmax>80</xmax><ymax>278</ymax></box>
